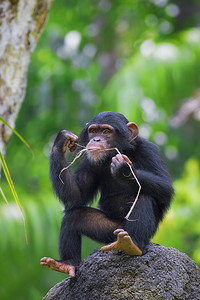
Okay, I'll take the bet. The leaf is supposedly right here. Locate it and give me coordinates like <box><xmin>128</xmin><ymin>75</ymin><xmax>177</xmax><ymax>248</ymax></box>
<box><xmin>0</xmin><ymin>116</ymin><xmax>34</xmax><ymax>157</ymax></box>
<box><xmin>0</xmin><ymin>151</ymin><xmax>28</xmax><ymax>243</ymax></box>
<box><xmin>0</xmin><ymin>185</ymin><xmax>9</xmax><ymax>204</ymax></box>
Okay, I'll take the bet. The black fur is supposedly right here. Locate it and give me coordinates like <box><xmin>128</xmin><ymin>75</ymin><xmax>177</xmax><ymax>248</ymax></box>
<box><xmin>50</xmin><ymin>111</ymin><xmax>174</xmax><ymax>266</ymax></box>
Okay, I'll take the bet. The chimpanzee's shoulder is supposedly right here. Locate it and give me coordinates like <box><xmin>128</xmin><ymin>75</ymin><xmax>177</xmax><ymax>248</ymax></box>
<box><xmin>136</xmin><ymin>136</ymin><xmax>158</xmax><ymax>148</ymax></box>
<box><xmin>135</xmin><ymin>136</ymin><xmax>159</xmax><ymax>156</ymax></box>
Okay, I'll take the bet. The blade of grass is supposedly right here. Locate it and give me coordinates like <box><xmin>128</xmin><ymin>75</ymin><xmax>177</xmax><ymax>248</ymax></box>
<box><xmin>0</xmin><ymin>151</ymin><xmax>28</xmax><ymax>243</ymax></box>
<box><xmin>0</xmin><ymin>116</ymin><xmax>34</xmax><ymax>157</ymax></box>
<box><xmin>0</xmin><ymin>185</ymin><xmax>9</xmax><ymax>204</ymax></box>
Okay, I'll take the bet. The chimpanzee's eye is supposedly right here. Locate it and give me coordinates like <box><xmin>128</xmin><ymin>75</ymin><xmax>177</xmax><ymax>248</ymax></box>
<box><xmin>102</xmin><ymin>129</ymin><xmax>110</xmax><ymax>134</ymax></box>
<box><xmin>90</xmin><ymin>128</ymin><xmax>98</xmax><ymax>134</ymax></box>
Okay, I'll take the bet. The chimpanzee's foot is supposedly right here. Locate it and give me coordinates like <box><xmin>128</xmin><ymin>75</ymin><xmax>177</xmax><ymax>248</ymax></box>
<box><xmin>40</xmin><ymin>257</ymin><xmax>76</xmax><ymax>277</ymax></box>
<box><xmin>101</xmin><ymin>229</ymin><xmax>142</xmax><ymax>256</ymax></box>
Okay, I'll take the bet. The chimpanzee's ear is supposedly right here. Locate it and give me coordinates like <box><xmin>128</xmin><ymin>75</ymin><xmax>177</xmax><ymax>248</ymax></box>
<box><xmin>126</xmin><ymin>122</ymin><xmax>139</xmax><ymax>140</ymax></box>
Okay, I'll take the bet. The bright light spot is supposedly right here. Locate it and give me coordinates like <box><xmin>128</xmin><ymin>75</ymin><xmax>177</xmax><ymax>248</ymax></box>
<box><xmin>56</xmin><ymin>31</ymin><xmax>81</xmax><ymax>60</ymax></box>
<box><xmin>83</xmin><ymin>44</ymin><xmax>97</xmax><ymax>58</ymax></box>
<box><xmin>141</xmin><ymin>98</ymin><xmax>160</xmax><ymax>123</ymax></box>
<box><xmin>160</xmin><ymin>21</ymin><xmax>173</xmax><ymax>34</ymax></box>
<box><xmin>154</xmin><ymin>132</ymin><xmax>167</xmax><ymax>146</ymax></box>
<box><xmin>166</xmin><ymin>4</ymin><xmax>180</xmax><ymax>17</ymax></box>
<box><xmin>87</xmin><ymin>24</ymin><xmax>99</xmax><ymax>37</ymax></box>
<box><xmin>154</xmin><ymin>43</ymin><xmax>178</xmax><ymax>61</ymax></box>
<box><xmin>2</xmin><ymin>204</ymin><xmax>23</xmax><ymax>222</ymax></box>
<box><xmin>139</xmin><ymin>124</ymin><xmax>151</xmax><ymax>139</ymax></box>
<box><xmin>165</xmin><ymin>146</ymin><xmax>178</xmax><ymax>160</ymax></box>
<box><xmin>140</xmin><ymin>39</ymin><xmax>155</xmax><ymax>57</ymax></box>
<box><xmin>153</xmin><ymin>0</ymin><xmax>168</xmax><ymax>7</ymax></box>
<box><xmin>81</xmin><ymin>89</ymin><xmax>95</xmax><ymax>104</ymax></box>
<box><xmin>99</xmin><ymin>0</ymin><xmax>111</xmax><ymax>11</ymax></box>
<box><xmin>64</xmin><ymin>31</ymin><xmax>81</xmax><ymax>50</ymax></box>
<box><xmin>186</xmin><ymin>29</ymin><xmax>200</xmax><ymax>44</ymax></box>
<box><xmin>141</xmin><ymin>98</ymin><xmax>156</xmax><ymax>111</ymax></box>
<box><xmin>72</xmin><ymin>79</ymin><xmax>85</xmax><ymax>92</ymax></box>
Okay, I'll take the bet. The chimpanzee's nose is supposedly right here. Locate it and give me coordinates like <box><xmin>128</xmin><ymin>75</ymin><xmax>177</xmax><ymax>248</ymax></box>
<box><xmin>93</xmin><ymin>137</ymin><xmax>101</xmax><ymax>142</ymax></box>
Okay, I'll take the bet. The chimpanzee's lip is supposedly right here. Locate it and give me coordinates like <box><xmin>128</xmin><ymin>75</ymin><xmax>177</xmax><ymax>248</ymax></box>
<box><xmin>87</xmin><ymin>147</ymin><xmax>101</xmax><ymax>152</ymax></box>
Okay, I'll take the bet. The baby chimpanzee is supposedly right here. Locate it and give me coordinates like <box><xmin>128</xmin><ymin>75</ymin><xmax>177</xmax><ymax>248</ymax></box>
<box><xmin>41</xmin><ymin>111</ymin><xmax>173</xmax><ymax>277</ymax></box>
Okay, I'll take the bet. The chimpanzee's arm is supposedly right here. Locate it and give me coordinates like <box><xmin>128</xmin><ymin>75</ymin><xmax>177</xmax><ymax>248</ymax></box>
<box><xmin>50</xmin><ymin>130</ymin><xmax>97</xmax><ymax>209</ymax></box>
<box><xmin>111</xmin><ymin>139</ymin><xmax>174</xmax><ymax>203</ymax></box>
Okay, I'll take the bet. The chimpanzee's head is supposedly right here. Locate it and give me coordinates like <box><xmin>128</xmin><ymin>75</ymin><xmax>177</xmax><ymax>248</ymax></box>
<box><xmin>79</xmin><ymin>111</ymin><xmax>138</xmax><ymax>164</ymax></box>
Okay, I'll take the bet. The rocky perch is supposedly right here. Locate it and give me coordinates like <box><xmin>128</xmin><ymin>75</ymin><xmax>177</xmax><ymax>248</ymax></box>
<box><xmin>43</xmin><ymin>243</ymin><xmax>200</xmax><ymax>300</ymax></box>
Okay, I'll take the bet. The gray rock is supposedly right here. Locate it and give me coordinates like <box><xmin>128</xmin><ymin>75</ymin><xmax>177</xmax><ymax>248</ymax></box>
<box><xmin>43</xmin><ymin>243</ymin><xmax>200</xmax><ymax>300</ymax></box>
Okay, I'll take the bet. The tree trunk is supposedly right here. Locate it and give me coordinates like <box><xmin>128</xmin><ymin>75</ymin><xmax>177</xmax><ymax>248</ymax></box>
<box><xmin>0</xmin><ymin>0</ymin><xmax>53</xmax><ymax>156</ymax></box>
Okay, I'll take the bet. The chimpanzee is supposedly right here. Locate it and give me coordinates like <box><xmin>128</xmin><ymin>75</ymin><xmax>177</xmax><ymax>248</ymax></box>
<box><xmin>40</xmin><ymin>111</ymin><xmax>174</xmax><ymax>277</ymax></box>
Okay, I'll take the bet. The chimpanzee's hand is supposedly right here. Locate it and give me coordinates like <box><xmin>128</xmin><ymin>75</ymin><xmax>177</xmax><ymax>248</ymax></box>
<box><xmin>111</xmin><ymin>154</ymin><xmax>132</xmax><ymax>179</ymax></box>
<box><xmin>53</xmin><ymin>130</ymin><xmax>78</xmax><ymax>153</ymax></box>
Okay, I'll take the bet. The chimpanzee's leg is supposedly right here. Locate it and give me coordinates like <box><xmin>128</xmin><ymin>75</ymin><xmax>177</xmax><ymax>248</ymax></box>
<box><xmin>58</xmin><ymin>212</ymin><xmax>82</xmax><ymax>266</ymax></box>
<box><xmin>41</xmin><ymin>207</ymin><xmax>122</xmax><ymax>276</ymax></box>
<box><xmin>101</xmin><ymin>195</ymin><xmax>156</xmax><ymax>256</ymax></box>
<box><xmin>59</xmin><ymin>206</ymin><xmax>122</xmax><ymax>265</ymax></box>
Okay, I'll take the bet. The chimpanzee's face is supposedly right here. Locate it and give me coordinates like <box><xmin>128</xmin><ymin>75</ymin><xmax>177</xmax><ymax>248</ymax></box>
<box><xmin>86</xmin><ymin>124</ymin><xmax>115</xmax><ymax>163</ymax></box>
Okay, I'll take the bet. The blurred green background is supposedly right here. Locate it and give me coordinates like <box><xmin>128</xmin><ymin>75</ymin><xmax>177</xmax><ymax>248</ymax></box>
<box><xmin>1</xmin><ymin>0</ymin><xmax>200</xmax><ymax>299</ymax></box>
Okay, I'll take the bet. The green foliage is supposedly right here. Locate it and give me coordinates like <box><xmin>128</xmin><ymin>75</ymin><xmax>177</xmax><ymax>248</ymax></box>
<box><xmin>0</xmin><ymin>191</ymin><xmax>63</xmax><ymax>300</ymax></box>
<box><xmin>102</xmin><ymin>29</ymin><xmax>200</xmax><ymax>120</ymax></box>
<box><xmin>101</xmin><ymin>28</ymin><xmax>200</xmax><ymax>177</ymax></box>
<box><xmin>0</xmin><ymin>116</ymin><xmax>32</xmax><ymax>153</ymax></box>
<box><xmin>0</xmin><ymin>117</ymin><xmax>32</xmax><ymax>211</ymax></box>
<box><xmin>0</xmin><ymin>190</ymin><xmax>100</xmax><ymax>300</ymax></box>
<box><xmin>154</xmin><ymin>159</ymin><xmax>200</xmax><ymax>264</ymax></box>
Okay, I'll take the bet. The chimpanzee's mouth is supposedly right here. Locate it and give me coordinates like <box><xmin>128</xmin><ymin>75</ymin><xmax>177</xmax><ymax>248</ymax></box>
<box><xmin>87</xmin><ymin>147</ymin><xmax>102</xmax><ymax>152</ymax></box>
